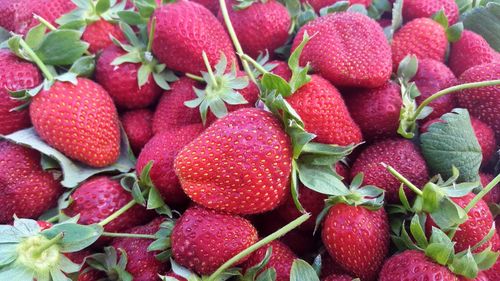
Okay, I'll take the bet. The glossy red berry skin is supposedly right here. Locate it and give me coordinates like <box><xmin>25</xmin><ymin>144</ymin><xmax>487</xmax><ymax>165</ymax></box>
<box><xmin>82</xmin><ymin>20</ymin><xmax>125</xmax><ymax>54</ymax></box>
<box><xmin>403</xmin><ymin>0</ymin><xmax>459</xmax><ymax>24</ymax></box>
<box><xmin>121</xmin><ymin>109</ymin><xmax>154</xmax><ymax>156</ymax></box>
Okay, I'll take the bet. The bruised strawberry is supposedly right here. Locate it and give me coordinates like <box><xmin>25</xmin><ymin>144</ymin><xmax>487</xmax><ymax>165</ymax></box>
<box><xmin>82</xmin><ymin>20</ymin><xmax>125</xmax><ymax>54</ymax></box>
<box><xmin>171</xmin><ymin>205</ymin><xmax>258</xmax><ymax>275</ymax></box>
<box><xmin>13</xmin><ymin>0</ymin><xmax>75</xmax><ymax>34</ymax></box>
<box><xmin>243</xmin><ymin>241</ymin><xmax>297</xmax><ymax>281</ymax></box>
<box><xmin>136</xmin><ymin>124</ymin><xmax>204</xmax><ymax>207</ymax></box>
<box><xmin>151</xmin><ymin>0</ymin><xmax>235</xmax><ymax>74</ymax></box>
<box><xmin>0</xmin><ymin>50</ymin><xmax>42</xmax><ymax>135</ymax></box>
<box><xmin>174</xmin><ymin>108</ymin><xmax>292</xmax><ymax>214</ymax></box>
<box><xmin>481</xmin><ymin>173</ymin><xmax>499</xmax><ymax>205</ymax></box>
<box><xmin>403</xmin><ymin>0</ymin><xmax>459</xmax><ymax>24</ymax></box>
<box><xmin>292</xmin><ymin>12</ymin><xmax>392</xmax><ymax>88</ymax></box>
<box><xmin>0</xmin><ymin>141</ymin><xmax>62</xmax><ymax>223</ymax></box>
<box><xmin>305</xmin><ymin>0</ymin><xmax>372</xmax><ymax>12</ymax></box>
<box><xmin>121</xmin><ymin>109</ymin><xmax>154</xmax><ymax>155</ymax></box>
<box><xmin>96</xmin><ymin>45</ymin><xmax>162</xmax><ymax>109</ymax></box>
<box><xmin>286</xmin><ymin>75</ymin><xmax>362</xmax><ymax>145</ymax></box>
<box><xmin>30</xmin><ymin>78</ymin><xmax>121</xmax><ymax>167</ymax></box>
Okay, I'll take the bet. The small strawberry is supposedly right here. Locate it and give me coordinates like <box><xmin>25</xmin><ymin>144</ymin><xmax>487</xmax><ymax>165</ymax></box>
<box><xmin>292</xmin><ymin>12</ymin><xmax>392</xmax><ymax>88</ymax></box>
<box><xmin>30</xmin><ymin>78</ymin><xmax>121</xmax><ymax>167</ymax></box>
<box><xmin>171</xmin><ymin>205</ymin><xmax>259</xmax><ymax>275</ymax></box>
<box><xmin>402</xmin><ymin>0</ymin><xmax>459</xmax><ymax>24</ymax></box>
<box><xmin>481</xmin><ymin>173</ymin><xmax>499</xmax><ymax>205</ymax></box>
<box><xmin>121</xmin><ymin>109</ymin><xmax>154</xmax><ymax>155</ymax></box>
<box><xmin>0</xmin><ymin>141</ymin><xmax>62</xmax><ymax>223</ymax></box>
<box><xmin>304</xmin><ymin>0</ymin><xmax>372</xmax><ymax>12</ymax></box>
<box><xmin>13</xmin><ymin>0</ymin><xmax>75</xmax><ymax>34</ymax></box>
<box><xmin>243</xmin><ymin>241</ymin><xmax>297</xmax><ymax>281</ymax></box>
<box><xmin>322</xmin><ymin>274</ymin><xmax>354</xmax><ymax>281</ymax></box>
<box><xmin>136</xmin><ymin>124</ymin><xmax>204</xmax><ymax>207</ymax></box>
<box><xmin>174</xmin><ymin>108</ymin><xmax>292</xmax><ymax>214</ymax></box>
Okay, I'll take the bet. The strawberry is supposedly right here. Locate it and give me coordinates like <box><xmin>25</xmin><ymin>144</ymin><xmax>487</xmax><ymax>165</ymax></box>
<box><xmin>0</xmin><ymin>0</ymin><xmax>20</xmax><ymax>31</ymax></box>
<box><xmin>163</xmin><ymin>272</ymin><xmax>187</xmax><ymax>281</ymax></box>
<box><xmin>484</xmin><ymin>258</ymin><xmax>500</xmax><ymax>280</ymax></box>
<box><xmin>30</xmin><ymin>78</ymin><xmax>121</xmax><ymax>167</ymax></box>
<box><xmin>171</xmin><ymin>205</ymin><xmax>259</xmax><ymax>275</ymax></box>
<box><xmin>219</xmin><ymin>0</ymin><xmax>290</xmax><ymax>59</ymax></box>
<box><xmin>192</xmin><ymin>0</ymin><xmax>219</xmax><ymax>14</ymax></box>
<box><xmin>136</xmin><ymin>124</ymin><xmax>204</xmax><ymax>207</ymax></box>
<box><xmin>322</xmin><ymin>203</ymin><xmax>390</xmax><ymax>280</ymax></box>
<box><xmin>345</xmin><ymin>81</ymin><xmax>402</xmax><ymax>141</ymax></box>
<box><xmin>481</xmin><ymin>173</ymin><xmax>499</xmax><ymax>205</ymax></box>
<box><xmin>449</xmin><ymin>30</ymin><xmax>499</xmax><ymax>77</ymax></box>
<box><xmin>286</xmin><ymin>75</ymin><xmax>362</xmax><ymax>145</ymax></box>
<box><xmin>350</xmin><ymin>139</ymin><xmax>429</xmax><ymax>203</ymax></box>
<box><xmin>0</xmin><ymin>50</ymin><xmax>42</xmax><ymax>135</ymax></box>
<box><xmin>459</xmin><ymin>272</ymin><xmax>490</xmax><ymax>281</ymax></box>
<box><xmin>320</xmin><ymin>253</ymin><xmax>349</xmax><ymax>278</ymax></box>
<box><xmin>269</xmin><ymin>60</ymin><xmax>292</xmax><ymax>81</ymax></box>
<box><xmin>292</xmin><ymin>12</ymin><xmax>392</xmax><ymax>88</ymax></box>
<box><xmin>121</xmin><ymin>109</ymin><xmax>154</xmax><ymax>156</ymax></box>
<box><xmin>243</xmin><ymin>241</ymin><xmax>297</xmax><ymax>281</ymax></box>
<box><xmin>391</xmin><ymin>18</ymin><xmax>448</xmax><ymax>70</ymax></box>
<box><xmin>174</xmin><ymin>108</ymin><xmax>292</xmax><ymax>214</ymax></box>
<box><xmin>379</xmin><ymin>250</ymin><xmax>458</xmax><ymax>281</ymax></box>
<box><xmin>151</xmin><ymin>0</ymin><xmax>236</xmax><ymax>74</ymax></box>
<box><xmin>96</xmin><ymin>45</ymin><xmax>162</xmax><ymax>109</ymax></box>
<box><xmin>13</xmin><ymin>0</ymin><xmax>75</xmax><ymax>34</ymax></box>
<box><xmin>323</xmin><ymin>274</ymin><xmax>354</xmax><ymax>281</ymax></box>
<box><xmin>402</xmin><ymin>0</ymin><xmax>459</xmax><ymax>24</ymax></box>
<box><xmin>456</xmin><ymin>62</ymin><xmax>500</xmax><ymax>142</ymax></box>
<box><xmin>0</xmin><ymin>141</ymin><xmax>62</xmax><ymax>223</ymax></box>
<box><xmin>81</xmin><ymin>20</ymin><xmax>125</xmax><ymax>54</ymax></box>
<box><xmin>304</xmin><ymin>0</ymin><xmax>372</xmax><ymax>12</ymax></box>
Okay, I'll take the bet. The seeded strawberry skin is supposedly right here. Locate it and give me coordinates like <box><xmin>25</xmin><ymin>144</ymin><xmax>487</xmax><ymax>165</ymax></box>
<box><xmin>121</xmin><ymin>109</ymin><xmax>154</xmax><ymax>156</ymax></box>
<box><xmin>402</xmin><ymin>0</ymin><xmax>459</xmax><ymax>25</ymax></box>
<box><xmin>243</xmin><ymin>241</ymin><xmax>297</xmax><ymax>281</ymax></box>
<box><xmin>82</xmin><ymin>20</ymin><xmax>125</xmax><ymax>54</ymax></box>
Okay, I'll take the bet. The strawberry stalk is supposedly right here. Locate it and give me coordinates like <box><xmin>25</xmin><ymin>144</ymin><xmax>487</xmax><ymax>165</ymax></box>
<box><xmin>206</xmin><ymin>213</ymin><xmax>311</xmax><ymax>281</ymax></box>
<box><xmin>185</xmin><ymin>72</ymin><xmax>204</xmax><ymax>82</ymax></box>
<box><xmin>147</xmin><ymin>17</ymin><xmax>156</xmax><ymax>53</ymax></box>
<box><xmin>464</xmin><ymin>173</ymin><xmax>500</xmax><ymax>213</ymax></box>
<box><xmin>17</xmin><ymin>37</ymin><xmax>55</xmax><ymax>82</ymax></box>
<box><xmin>101</xmin><ymin>232</ymin><xmax>157</xmax><ymax>239</ymax></box>
<box><xmin>202</xmin><ymin>51</ymin><xmax>219</xmax><ymax>87</ymax></box>
<box><xmin>98</xmin><ymin>198</ymin><xmax>138</xmax><ymax>227</ymax></box>
<box><xmin>383</xmin><ymin>163</ymin><xmax>423</xmax><ymax>196</ymax></box>
<box><xmin>32</xmin><ymin>232</ymin><xmax>63</xmax><ymax>257</ymax></box>
<box><xmin>240</xmin><ymin>53</ymin><xmax>268</xmax><ymax>74</ymax></box>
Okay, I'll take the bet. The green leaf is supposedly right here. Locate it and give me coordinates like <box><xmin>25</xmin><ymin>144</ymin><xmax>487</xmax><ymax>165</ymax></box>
<box><xmin>421</xmin><ymin>182</ymin><xmax>445</xmax><ymax>213</ymax></box>
<box><xmin>256</xmin><ymin>268</ymin><xmax>276</xmax><ymax>281</ymax></box>
<box><xmin>42</xmin><ymin>223</ymin><xmax>103</xmax><ymax>252</ymax></box>
<box><xmin>0</xmin><ymin>244</ymin><xmax>18</xmax><ymax>266</ymax></box>
<box><xmin>0</xmin><ymin>266</ymin><xmax>34</xmax><ymax>280</ymax></box>
<box><xmin>420</xmin><ymin>109</ymin><xmax>482</xmax><ymax>182</ymax></box>
<box><xmin>288</xmin><ymin>32</ymin><xmax>311</xmax><ymax>93</ymax></box>
<box><xmin>319</xmin><ymin>1</ymin><xmax>349</xmax><ymax>16</ymax></box>
<box><xmin>447</xmin><ymin>22</ymin><xmax>464</xmax><ymax>42</ymax></box>
<box><xmin>69</xmin><ymin>56</ymin><xmax>96</xmax><ymax>78</ymax></box>
<box><xmin>297</xmin><ymin>163</ymin><xmax>350</xmax><ymax>196</ymax></box>
<box><xmin>290</xmin><ymin>259</ymin><xmax>320</xmax><ymax>281</ymax></box>
<box><xmin>118</xmin><ymin>11</ymin><xmax>148</xmax><ymax>25</ymax></box>
<box><xmin>261</xmin><ymin>73</ymin><xmax>292</xmax><ymax>97</ymax></box>
<box><xmin>397</xmin><ymin>55</ymin><xmax>419</xmax><ymax>83</ymax></box>
<box><xmin>430</xmin><ymin>197</ymin><xmax>467</xmax><ymax>231</ymax></box>
<box><xmin>449</xmin><ymin>249</ymin><xmax>478</xmax><ymax>279</ymax></box>
<box><xmin>25</xmin><ymin>24</ymin><xmax>47</xmax><ymax>50</ymax></box>
<box><xmin>473</xmin><ymin>246</ymin><xmax>500</xmax><ymax>270</ymax></box>
<box><xmin>409</xmin><ymin>215</ymin><xmax>428</xmax><ymax>249</ymax></box>
<box><xmin>35</xmin><ymin>30</ymin><xmax>89</xmax><ymax>66</ymax></box>
<box><xmin>426</xmin><ymin>227</ymin><xmax>455</xmax><ymax>265</ymax></box>
<box><xmin>96</xmin><ymin>0</ymin><xmax>111</xmax><ymax>15</ymax></box>
<box><xmin>462</xmin><ymin>2</ymin><xmax>500</xmax><ymax>51</ymax></box>
<box><xmin>347</xmin><ymin>4</ymin><xmax>368</xmax><ymax>15</ymax></box>
<box><xmin>385</xmin><ymin>0</ymin><xmax>403</xmax><ymax>41</ymax></box>
<box><xmin>433</xmin><ymin>9</ymin><xmax>450</xmax><ymax>29</ymax></box>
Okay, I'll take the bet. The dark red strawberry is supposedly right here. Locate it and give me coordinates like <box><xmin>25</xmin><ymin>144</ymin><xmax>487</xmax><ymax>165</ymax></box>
<box><xmin>270</xmin><ymin>60</ymin><xmax>292</xmax><ymax>81</ymax></box>
<box><xmin>304</xmin><ymin>0</ymin><xmax>372</xmax><ymax>12</ymax></box>
<box><xmin>243</xmin><ymin>241</ymin><xmax>296</xmax><ymax>281</ymax></box>
<box><xmin>345</xmin><ymin>81</ymin><xmax>402</xmax><ymax>141</ymax></box>
<box><xmin>286</xmin><ymin>75</ymin><xmax>363</xmax><ymax>145</ymax></box>
<box><xmin>192</xmin><ymin>0</ymin><xmax>219</xmax><ymax>14</ymax></box>
<box><xmin>136</xmin><ymin>124</ymin><xmax>204</xmax><ymax>207</ymax></box>
<box><xmin>151</xmin><ymin>0</ymin><xmax>235</xmax><ymax>74</ymax></box>
<box><xmin>171</xmin><ymin>205</ymin><xmax>259</xmax><ymax>275</ymax></box>
<box><xmin>174</xmin><ymin>108</ymin><xmax>292</xmax><ymax>214</ymax></box>
<box><xmin>458</xmin><ymin>272</ymin><xmax>490</xmax><ymax>281</ymax></box>
<box><xmin>484</xmin><ymin>257</ymin><xmax>500</xmax><ymax>280</ymax></box>
<box><xmin>30</xmin><ymin>78</ymin><xmax>121</xmax><ymax>167</ymax></box>
<box><xmin>121</xmin><ymin>109</ymin><xmax>154</xmax><ymax>156</ymax></box>
<box><xmin>96</xmin><ymin>45</ymin><xmax>162</xmax><ymax>109</ymax></box>
<box><xmin>292</xmin><ymin>12</ymin><xmax>392</xmax><ymax>88</ymax></box>
<box><xmin>0</xmin><ymin>50</ymin><xmax>42</xmax><ymax>135</ymax></box>
<box><xmin>13</xmin><ymin>0</ymin><xmax>75</xmax><ymax>34</ymax></box>
<box><xmin>82</xmin><ymin>20</ymin><xmax>125</xmax><ymax>54</ymax></box>
<box><xmin>323</xmin><ymin>274</ymin><xmax>354</xmax><ymax>281</ymax></box>
<box><xmin>403</xmin><ymin>0</ymin><xmax>459</xmax><ymax>24</ymax></box>
<box><xmin>379</xmin><ymin>250</ymin><xmax>457</xmax><ymax>281</ymax></box>
<box><xmin>481</xmin><ymin>173</ymin><xmax>499</xmax><ymax>205</ymax></box>
<box><xmin>350</xmin><ymin>139</ymin><xmax>429</xmax><ymax>203</ymax></box>
<box><xmin>320</xmin><ymin>253</ymin><xmax>349</xmax><ymax>279</ymax></box>
<box><xmin>391</xmin><ymin>18</ymin><xmax>448</xmax><ymax>70</ymax></box>
<box><xmin>163</xmin><ymin>272</ymin><xmax>187</xmax><ymax>281</ymax></box>
<box><xmin>0</xmin><ymin>141</ymin><xmax>62</xmax><ymax>223</ymax></box>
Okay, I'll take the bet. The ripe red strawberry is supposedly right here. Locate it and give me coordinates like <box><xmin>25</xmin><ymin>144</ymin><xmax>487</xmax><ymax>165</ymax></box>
<box><xmin>0</xmin><ymin>0</ymin><xmax>20</xmax><ymax>31</ymax></box>
<box><xmin>81</xmin><ymin>20</ymin><xmax>125</xmax><ymax>54</ymax></box>
<box><xmin>304</xmin><ymin>0</ymin><xmax>372</xmax><ymax>12</ymax></box>
<box><xmin>345</xmin><ymin>81</ymin><xmax>402</xmax><ymax>141</ymax></box>
<box><xmin>350</xmin><ymin>139</ymin><xmax>429</xmax><ymax>203</ymax></box>
<box><xmin>121</xmin><ymin>109</ymin><xmax>154</xmax><ymax>155</ymax></box>
<box><xmin>292</xmin><ymin>12</ymin><xmax>392</xmax><ymax>88</ymax></box>
<box><xmin>458</xmin><ymin>272</ymin><xmax>490</xmax><ymax>281</ymax></box>
<box><xmin>456</xmin><ymin>62</ymin><xmax>500</xmax><ymax>142</ymax></box>
<box><xmin>484</xmin><ymin>257</ymin><xmax>500</xmax><ymax>280</ymax></box>
<box><xmin>286</xmin><ymin>75</ymin><xmax>362</xmax><ymax>145</ymax></box>
<box><xmin>171</xmin><ymin>205</ymin><xmax>259</xmax><ymax>275</ymax></box>
<box><xmin>30</xmin><ymin>78</ymin><xmax>121</xmax><ymax>167</ymax></box>
<box><xmin>0</xmin><ymin>141</ymin><xmax>62</xmax><ymax>223</ymax></box>
<box><xmin>320</xmin><ymin>253</ymin><xmax>349</xmax><ymax>278</ymax></box>
<box><xmin>323</xmin><ymin>274</ymin><xmax>354</xmax><ymax>281</ymax></box>
<box><xmin>243</xmin><ymin>241</ymin><xmax>297</xmax><ymax>281</ymax></box>
<box><xmin>151</xmin><ymin>0</ymin><xmax>236</xmax><ymax>74</ymax></box>
<box><xmin>192</xmin><ymin>0</ymin><xmax>219</xmax><ymax>14</ymax></box>
<box><xmin>322</xmin><ymin>203</ymin><xmax>390</xmax><ymax>280</ymax></box>
<box><xmin>0</xmin><ymin>50</ymin><xmax>42</xmax><ymax>135</ymax></box>
<box><xmin>152</xmin><ymin>77</ymin><xmax>202</xmax><ymax>134</ymax></box>
<box><xmin>13</xmin><ymin>0</ymin><xmax>75</xmax><ymax>34</ymax></box>
<box><xmin>379</xmin><ymin>250</ymin><xmax>458</xmax><ymax>281</ymax></box>
<box><xmin>270</xmin><ymin>60</ymin><xmax>292</xmax><ymax>81</ymax></box>
<box><xmin>96</xmin><ymin>45</ymin><xmax>162</xmax><ymax>109</ymax></box>
<box><xmin>219</xmin><ymin>0</ymin><xmax>290</xmax><ymax>58</ymax></box>
<box><xmin>174</xmin><ymin>108</ymin><xmax>292</xmax><ymax>214</ymax></box>
<box><xmin>136</xmin><ymin>124</ymin><xmax>204</xmax><ymax>207</ymax></box>
<box><xmin>403</xmin><ymin>0</ymin><xmax>459</xmax><ymax>24</ymax></box>
<box><xmin>449</xmin><ymin>30</ymin><xmax>499</xmax><ymax>77</ymax></box>
<box><xmin>480</xmin><ymin>173</ymin><xmax>499</xmax><ymax>205</ymax></box>
<box><xmin>391</xmin><ymin>18</ymin><xmax>448</xmax><ymax>70</ymax></box>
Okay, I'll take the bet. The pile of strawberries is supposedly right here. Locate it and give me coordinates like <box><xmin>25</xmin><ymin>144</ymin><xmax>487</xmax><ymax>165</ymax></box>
<box><xmin>0</xmin><ymin>0</ymin><xmax>499</xmax><ymax>280</ymax></box>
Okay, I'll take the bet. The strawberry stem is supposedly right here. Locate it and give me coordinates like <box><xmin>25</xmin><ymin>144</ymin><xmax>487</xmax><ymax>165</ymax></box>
<box><xmin>33</xmin><ymin>14</ymin><xmax>57</xmax><ymax>31</ymax></box>
<box><xmin>384</xmin><ymin>163</ymin><xmax>423</xmax><ymax>196</ymax></box>
<box><xmin>240</xmin><ymin>53</ymin><xmax>269</xmax><ymax>75</ymax></box>
<box><xmin>465</xmin><ymin>174</ymin><xmax>500</xmax><ymax>213</ymax></box>
<box><xmin>101</xmin><ymin>232</ymin><xmax>157</xmax><ymax>239</ymax></box>
<box><xmin>185</xmin><ymin>72</ymin><xmax>204</xmax><ymax>82</ymax></box>
<box><xmin>33</xmin><ymin>232</ymin><xmax>63</xmax><ymax>257</ymax></box>
<box><xmin>206</xmin><ymin>213</ymin><xmax>311</xmax><ymax>281</ymax></box>
<box><xmin>17</xmin><ymin>37</ymin><xmax>55</xmax><ymax>81</ymax></box>
<box><xmin>98</xmin><ymin>199</ymin><xmax>137</xmax><ymax>227</ymax></box>
<box><xmin>147</xmin><ymin>17</ymin><xmax>156</xmax><ymax>53</ymax></box>
<box><xmin>202</xmin><ymin>51</ymin><xmax>218</xmax><ymax>88</ymax></box>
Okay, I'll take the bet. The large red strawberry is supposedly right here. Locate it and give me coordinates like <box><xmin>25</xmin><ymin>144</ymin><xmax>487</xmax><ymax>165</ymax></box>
<box><xmin>136</xmin><ymin>124</ymin><xmax>204</xmax><ymax>207</ymax></box>
<box><xmin>456</xmin><ymin>62</ymin><xmax>500</xmax><ymax>142</ymax></box>
<box><xmin>481</xmin><ymin>173</ymin><xmax>499</xmax><ymax>205</ymax></box>
<box><xmin>286</xmin><ymin>75</ymin><xmax>362</xmax><ymax>145</ymax></box>
<box><xmin>292</xmin><ymin>12</ymin><xmax>392</xmax><ymax>88</ymax></box>
<box><xmin>30</xmin><ymin>78</ymin><xmax>121</xmax><ymax>167</ymax></box>
<box><xmin>350</xmin><ymin>139</ymin><xmax>429</xmax><ymax>203</ymax></box>
<box><xmin>13</xmin><ymin>0</ymin><xmax>75</xmax><ymax>34</ymax></box>
<box><xmin>0</xmin><ymin>141</ymin><xmax>62</xmax><ymax>223</ymax></box>
<box><xmin>449</xmin><ymin>30</ymin><xmax>499</xmax><ymax>77</ymax></box>
<box><xmin>171</xmin><ymin>205</ymin><xmax>259</xmax><ymax>275</ymax></box>
<box><xmin>0</xmin><ymin>50</ymin><xmax>42</xmax><ymax>135</ymax></box>
<box><xmin>121</xmin><ymin>109</ymin><xmax>154</xmax><ymax>156</ymax></box>
<box><xmin>484</xmin><ymin>257</ymin><xmax>500</xmax><ymax>280</ymax></box>
<box><xmin>304</xmin><ymin>0</ymin><xmax>372</xmax><ymax>12</ymax></box>
<box><xmin>174</xmin><ymin>108</ymin><xmax>292</xmax><ymax>214</ymax></box>
<box><xmin>345</xmin><ymin>81</ymin><xmax>402</xmax><ymax>141</ymax></box>
<box><xmin>391</xmin><ymin>18</ymin><xmax>448</xmax><ymax>70</ymax></box>
<box><xmin>379</xmin><ymin>250</ymin><xmax>458</xmax><ymax>281</ymax></box>
<box><xmin>219</xmin><ymin>0</ymin><xmax>290</xmax><ymax>58</ymax></box>
<box><xmin>151</xmin><ymin>0</ymin><xmax>235</xmax><ymax>74</ymax></box>
<box><xmin>322</xmin><ymin>203</ymin><xmax>390</xmax><ymax>280</ymax></box>
<box><xmin>81</xmin><ymin>20</ymin><xmax>124</xmax><ymax>54</ymax></box>
<box><xmin>0</xmin><ymin>0</ymin><xmax>20</xmax><ymax>31</ymax></box>
<box><xmin>96</xmin><ymin>45</ymin><xmax>162</xmax><ymax>109</ymax></box>
<box><xmin>403</xmin><ymin>0</ymin><xmax>459</xmax><ymax>24</ymax></box>
<box><xmin>243</xmin><ymin>241</ymin><xmax>297</xmax><ymax>281</ymax></box>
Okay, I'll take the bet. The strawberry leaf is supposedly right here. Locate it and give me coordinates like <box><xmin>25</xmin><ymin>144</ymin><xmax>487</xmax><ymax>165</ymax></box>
<box><xmin>319</xmin><ymin>1</ymin><xmax>349</xmax><ymax>16</ymax></box>
<box><xmin>34</xmin><ymin>30</ymin><xmax>89</xmax><ymax>65</ymax></box>
<box><xmin>367</xmin><ymin>0</ymin><xmax>391</xmax><ymax>20</ymax></box>
<box><xmin>462</xmin><ymin>2</ymin><xmax>500</xmax><ymax>51</ymax></box>
<box><xmin>385</xmin><ymin>0</ymin><xmax>403</xmax><ymax>40</ymax></box>
<box><xmin>290</xmin><ymin>259</ymin><xmax>320</xmax><ymax>281</ymax></box>
<box><xmin>85</xmin><ymin>247</ymin><xmax>133</xmax><ymax>281</ymax></box>
<box><xmin>446</xmin><ymin>22</ymin><xmax>464</xmax><ymax>43</ymax></box>
<box><xmin>68</xmin><ymin>55</ymin><xmax>96</xmax><ymax>78</ymax></box>
<box><xmin>433</xmin><ymin>9</ymin><xmax>450</xmax><ymax>29</ymax></box>
<box><xmin>288</xmin><ymin>32</ymin><xmax>311</xmax><ymax>93</ymax></box>
<box><xmin>42</xmin><ymin>222</ymin><xmax>103</xmax><ymax>252</ymax></box>
<box><xmin>450</xmin><ymin>249</ymin><xmax>478</xmax><ymax>278</ymax></box>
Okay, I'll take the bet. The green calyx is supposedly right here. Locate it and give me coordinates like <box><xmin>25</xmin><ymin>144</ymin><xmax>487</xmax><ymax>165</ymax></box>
<box><xmin>432</xmin><ymin>9</ymin><xmax>463</xmax><ymax>43</ymax></box>
<box><xmin>233</xmin><ymin>0</ymin><xmax>268</xmax><ymax>10</ymax></box>
<box><xmin>118</xmin><ymin>0</ymin><xmax>163</xmax><ymax>26</ymax></box>
<box><xmin>56</xmin><ymin>0</ymin><xmax>126</xmax><ymax>28</ymax></box>
<box><xmin>147</xmin><ymin>220</ymin><xmax>175</xmax><ymax>262</ymax></box>
<box><xmin>84</xmin><ymin>247</ymin><xmax>133</xmax><ymax>281</ymax></box>
<box><xmin>17</xmin><ymin>234</ymin><xmax>63</xmax><ymax>274</ymax></box>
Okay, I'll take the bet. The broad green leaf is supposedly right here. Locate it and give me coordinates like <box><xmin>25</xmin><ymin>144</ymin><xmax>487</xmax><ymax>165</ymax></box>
<box><xmin>261</xmin><ymin>73</ymin><xmax>292</xmax><ymax>97</ymax></box>
<box><xmin>69</xmin><ymin>56</ymin><xmax>96</xmax><ymax>78</ymax></box>
<box><xmin>96</xmin><ymin>0</ymin><xmax>111</xmax><ymax>15</ymax></box>
<box><xmin>42</xmin><ymin>223</ymin><xmax>103</xmax><ymax>252</ymax></box>
<box><xmin>25</xmin><ymin>24</ymin><xmax>47</xmax><ymax>50</ymax></box>
<box><xmin>462</xmin><ymin>2</ymin><xmax>500</xmax><ymax>51</ymax></box>
<box><xmin>290</xmin><ymin>259</ymin><xmax>320</xmax><ymax>281</ymax></box>
<box><xmin>450</xmin><ymin>250</ymin><xmax>478</xmax><ymax>279</ymax></box>
<box><xmin>297</xmin><ymin>163</ymin><xmax>350</xmax><ymax>196</ymax></box>
<box><xmin>430</xmin><ymin>197</ymin><xmax>467</xmax><ymax>231</ymax></box>
<box><xmin>35</xmin><ymin>30</ymin><xmax>89</xmax><ymax>65</ymax></box>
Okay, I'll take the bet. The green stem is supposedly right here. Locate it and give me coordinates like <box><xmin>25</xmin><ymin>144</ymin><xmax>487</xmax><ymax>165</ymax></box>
<box><xmin>45</xmin><ymin>215</ymin><xmax>59</xmax><ymax>223</ymax></box>
<box><xmin>98</xmin><ymin>199</ymin><xmax>137</xmax><ymax>227</ymax></box>
<box><xmin>147</xmin><ymin>17</ymin><xmax>156</xmax><ymax>53</ymax></box>
<box><xmin>33</xmin><ymin>232</ymin><xmax>63</xmax><ymax>257</ymax></box>
<box><xmin>101</xmin><ymin>232</ymin><xmax>157</xmax><ymax>239</ymax></box>
<box><xmin>465</xmin><ymin>174</ymin><xmax>500</xmax><ymax>213</ymax></box>
<box><xmin>413</xmin><ymin>80</ymin><xmax>500</xmax><ymax>121</ymax></box>
<box><xmin>33</xmin><ymin>14</ymin><xmax>57</xmax><ymax>31</ymax></box>
<box><xmin>185</xmin><ymin>72</ymin><xmax>204</xmax><ymax>82</ymax></box>
<box><xmin>384</xmin><ymin>164</ymin><xmax>423</xmax><ymax>196</ymax></box>
<box><xmin>17</xmin><ymin>37</ymin><xmax>54</xmax><ymax>81</ymax></box>
<box><xmin>207</xmin><ymin>213</ymin><xmax>311</xmax><ymax>281</ymax></box>
<box><xmin>218</xmin><ymin>0</ymin><xmax>256</xmax><ymax>84</ymax></box>
<box><xmin>202</xmin><ymin>51</ymin><xmax>218</xmax><ymax>87</ymax></box>
<box><xmin>240</xmin><ymin>53</ymin><xmax>268</xmax><ymax>75</ymax></box>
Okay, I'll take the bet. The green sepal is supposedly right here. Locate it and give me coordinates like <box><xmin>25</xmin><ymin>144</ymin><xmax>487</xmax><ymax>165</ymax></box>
<box><xmin>133</xmin><ymin>0</ymin><xmax>161</xmax><ymax>20</ymax></box>
<box><xmin>319</xmin><ymin>1</ymin><xmax>349</xmax><ymax>16</ymax></box>
<box><xmin>251</xmin><ymin>51</ymin><xmax>279</xmax><ymax>77</ymax></box>
<box><xmin>433</xmin><ymin>9</ymin><xmax>450</xmax><ymax>29</ymax></box>
<box><xmin>84</xmin><ymin>246</ymin><xmax>133</xmax><ymax>281</ymax></box>
<box><xmin>290</xmin><ymin>259</ymin><xmax>320</xmax><ymax>281</ymax></box>
<box><xmin>42</xmin><ymin>222</ymin><xmax>103</xmax><ymax>252</ymax></box>
<box><xmin>446</xmin><ymin>22</ymin><xmax>464</xmax><ymax>43</ymax></box>
<box><xmin>57</xmin><ymin>0</ymin><xmax>126</xmax><ymax>26</ymax></box>
<box><xmin>425</xmin><ymin>227</ymin><xmax>455</xmax><ymax>265</ymax></box>
<box><xmin>366</xmin><ymin>0</ymin><xmax>392</xmax><ymax>20</ymax></box>
<box><xmin>347</xmin><ymin>4</ymin><xmax>368</xmax><ymax>15</ymax></box>
<box><xmin>471</xmin><ymin>246</ymin><xmax>500</xmax><ymax>271</ymax></box>
<box><xmin>25</xmin><ymin>24</ymin><xmax>47</xmax><ymax>50</ymax></box>
<box><xmin>240</xmin><ymin>247</ymin><xmax>275</xmax><ymax>281</ymax></box>
<box><xmin>288</xmin><ymin>32</ymin><xmax>311</xmax><ymax>94</ymax></box>
<box><xmin>396</xmin><ymin>55</ymin><xmax>423</xmax><ymax>139</ymax></box>
<box><xmin>233</xmin><ymin>0</ymin><xmax>262</xmax><ymax>10</ymax></box>
<box><xmin>283</xmin><ymin>0</ymin><xmax>317</xmax><ymax>35</ymax></box>
<box><xmin>68</xmin><ymin>55</ymin><xmax>96</xmax><ymax>78</ymax></box>
<box><xmin>384</xmin><ymin>0</ymin><xmax>403</xmax><ymax>41</ymax></box>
